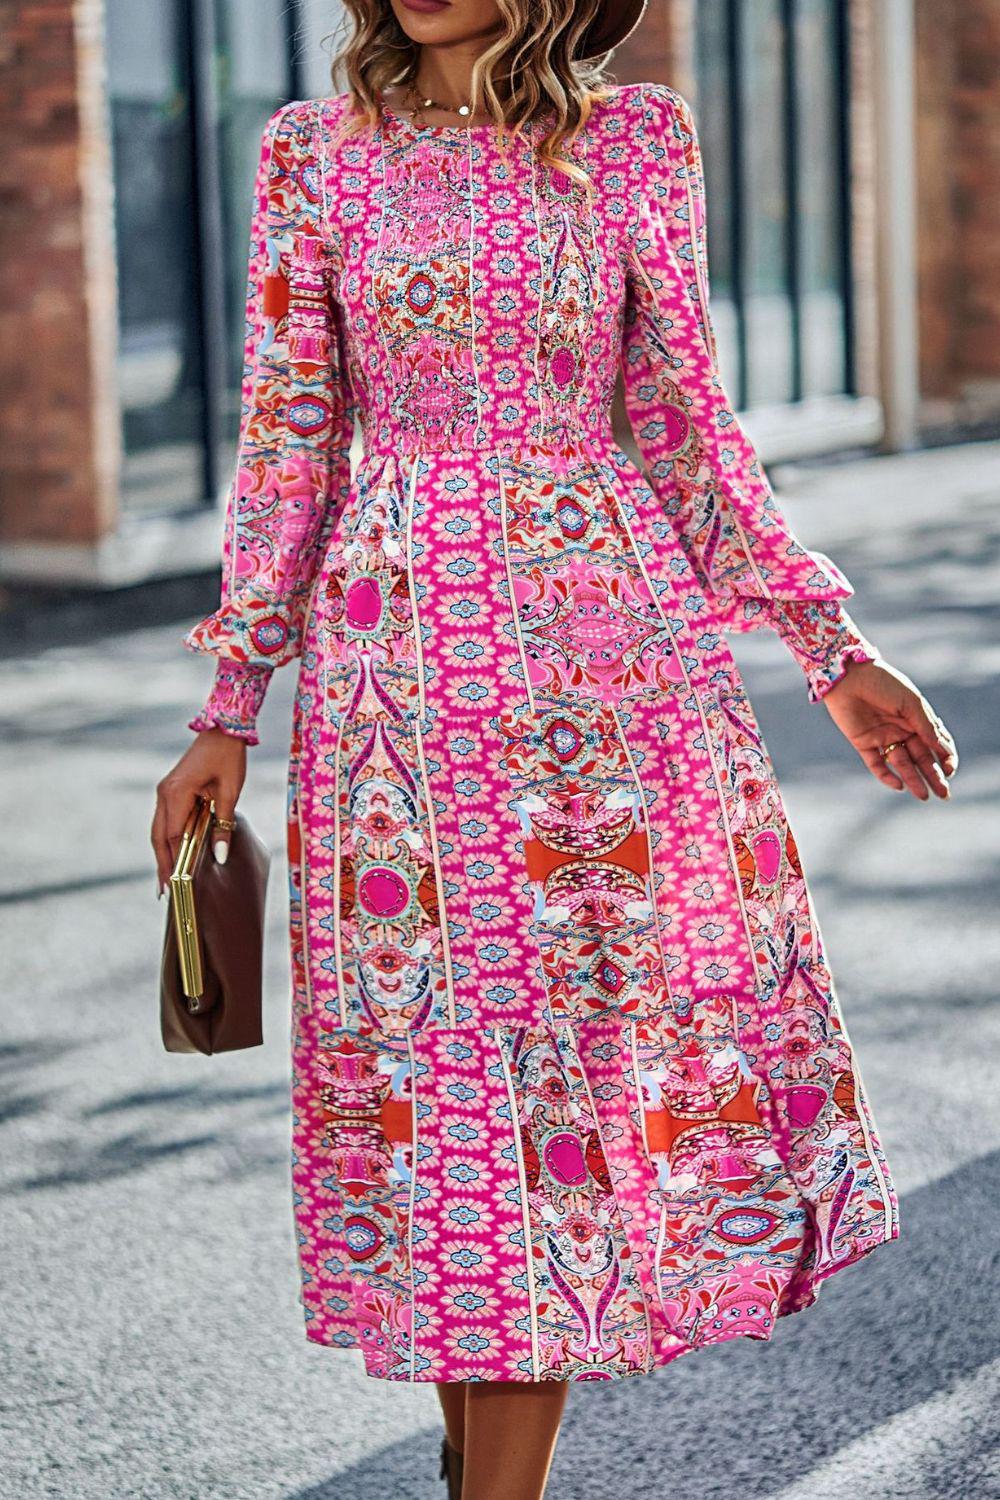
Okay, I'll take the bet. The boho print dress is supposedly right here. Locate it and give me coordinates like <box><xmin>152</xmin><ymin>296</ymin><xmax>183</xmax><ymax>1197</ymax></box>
<box><xmin>185</xmin><ymin>82</ymin><xmax>900</xmax><ymax>1382</ymax></box>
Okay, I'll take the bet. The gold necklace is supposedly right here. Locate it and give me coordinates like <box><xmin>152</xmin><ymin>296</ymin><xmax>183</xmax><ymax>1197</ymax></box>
<box><xmin>403</xmin><ymin>80</ymin><xmax>474</xmax><ymax>121</ymax></box>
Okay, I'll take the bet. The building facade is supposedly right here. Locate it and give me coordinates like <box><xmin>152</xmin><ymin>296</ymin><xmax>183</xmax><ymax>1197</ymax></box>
<box><xmin>1</xmin><ymin>0</ymin><xmax>998</xmax><ymax>584</ymax></box>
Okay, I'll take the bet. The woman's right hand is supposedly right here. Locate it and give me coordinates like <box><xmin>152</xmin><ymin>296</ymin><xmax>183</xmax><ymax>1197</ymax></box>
<box><xmin>823</xmin><ymin>659</ymin><xmax>957</xmax><ymax>799</ymax></box>
<box><xmin>151</xmin><ymin>729</ymin><xmax>247</xmax><ymax>892</ymax></box>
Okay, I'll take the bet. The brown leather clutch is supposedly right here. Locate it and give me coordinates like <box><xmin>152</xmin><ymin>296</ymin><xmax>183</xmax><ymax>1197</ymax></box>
<box><xmin>160</xmin><ymin>797</ymin><xmax>270</xmax><ymax>1054</ymax></box>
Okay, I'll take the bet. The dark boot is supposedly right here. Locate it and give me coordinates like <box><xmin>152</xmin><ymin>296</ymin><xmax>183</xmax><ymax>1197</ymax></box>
<box><xmin>439</xmin><ymin>1433</ymin><xmax>464</xmax><ymax>1500</ymax></box>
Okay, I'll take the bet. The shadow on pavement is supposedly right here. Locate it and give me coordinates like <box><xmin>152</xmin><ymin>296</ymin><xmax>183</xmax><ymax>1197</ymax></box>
<box><xmin>3</xmin><ymin>1075</ymin><xmax>289</xmax><ymax>1192</ymax></box>
<box><xmin>287</xmin><ymin>1147</ymin><xmax>1000</xmax><ymax>1500</ymax></box>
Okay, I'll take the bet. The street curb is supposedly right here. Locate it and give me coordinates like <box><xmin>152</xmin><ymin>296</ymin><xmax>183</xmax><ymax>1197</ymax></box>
<box><xmin>0</xmin><ymin>571</ymin><xmax>222</xmax><ymax>658</ymax></box>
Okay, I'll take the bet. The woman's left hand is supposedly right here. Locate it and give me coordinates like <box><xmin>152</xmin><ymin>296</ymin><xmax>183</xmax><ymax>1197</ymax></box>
<box><xmin>822</xmin><ymin>660</ymin><xmax>958</xmax><ymax>800</ymax></box>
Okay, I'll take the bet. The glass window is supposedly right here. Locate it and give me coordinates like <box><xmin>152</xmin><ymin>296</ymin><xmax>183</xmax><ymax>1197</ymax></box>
<box><xmin>106</xmin><ymin>0</ymin><xmax>338</xmax><ymax>513</ymax></box>
<box><xmin>695</xmin><ymin>0</ymin><xmax>854</xmax><ymax>412</ymax></box>
<box><xmin>106</xmin><ymin>0</ymin><xmax>204</xmax><ymax>513</ymax></box>
<box><xmin>743</xmin><ymin>0</ymin><xmax>795</xmax><ymax>406</ymax></box>
<box><xmin>695</xmin><ymin>0</ymin><xmax>741</xmax><ymax>401</ymax></box>
<box><xmin>215</xmin><ymin>1</ymin><xmax>294</xmax><ymax>405</ymax></box>
<box><xmin>797</xmin><ymin>0</ymin><xmax>851</xmax><ymax>397</ymax></box>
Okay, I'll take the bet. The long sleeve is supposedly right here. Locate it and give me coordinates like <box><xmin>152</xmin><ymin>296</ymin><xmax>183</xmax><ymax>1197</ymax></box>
<box><xmin>185</xmin><ymin>98</ymin><xmax>356</xmax><ymax>743</ymax></box>
<box><xmin>620</xmin><ymin>83</ymin><xmax>878</xmax><ymax>703</ymax></box>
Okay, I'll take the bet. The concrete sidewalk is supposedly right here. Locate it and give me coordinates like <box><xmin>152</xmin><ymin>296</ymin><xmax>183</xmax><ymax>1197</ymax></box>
<box><xmin>1</xmin><ymin>440</ymin><xmax>998</xmax><ymax>1500</ymax></box>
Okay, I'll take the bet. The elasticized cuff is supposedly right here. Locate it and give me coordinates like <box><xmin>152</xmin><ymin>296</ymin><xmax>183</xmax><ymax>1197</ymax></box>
<box><xmin>188</xmin><ymin>659</ymin><xmax>272</xmax><ymax>746</ymax></box>
<box><xmin>767</xmin><ymin>598</ymin><xmax>880</xmax><ymax>705</ymax></box>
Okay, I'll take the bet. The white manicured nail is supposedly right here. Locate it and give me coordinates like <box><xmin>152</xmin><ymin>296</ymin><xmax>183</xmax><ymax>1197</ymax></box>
<box><xmin>213</xmin><ymin>840</ymin><xmax>229</xmax><ymax>865</ymax></box>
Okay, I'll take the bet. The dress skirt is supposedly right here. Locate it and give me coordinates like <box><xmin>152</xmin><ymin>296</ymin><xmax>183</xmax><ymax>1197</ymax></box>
<box><xmin>283</xmin><ymin>443</ymin><xmax>899</xmax><ymax>1383</ymax></box>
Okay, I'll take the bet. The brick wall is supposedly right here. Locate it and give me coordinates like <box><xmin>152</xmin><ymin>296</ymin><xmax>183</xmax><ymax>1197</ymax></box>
<box><xmin>607</xmin><ymin>0</ymin><xmax>695</xmax><ymax>93</ymax></box>
<box><xmin>0</xmin><ymin>0</ymin><xmax>120</xmax><ymax>547</ymax></box>
<box><xmin>953</xmin><ymin>4</ymin><xmax>1000</xmax><ymax>385</ymax></box>
<box><xmin>916</xmin><ymin>0</ymin><xmax>1000</xmax><ymax>426</ymax></box>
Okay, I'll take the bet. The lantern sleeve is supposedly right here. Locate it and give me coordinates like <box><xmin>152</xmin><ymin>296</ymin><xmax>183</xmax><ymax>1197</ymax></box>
<box><xmin>184</xmin><ymin>99</ymin><xmax>356</xmax><ymax>743</ymax></box>
<box><xmin>619</xmin><ymin>83</ymin><xmax>878</xmax><ymax>702</ymax></box>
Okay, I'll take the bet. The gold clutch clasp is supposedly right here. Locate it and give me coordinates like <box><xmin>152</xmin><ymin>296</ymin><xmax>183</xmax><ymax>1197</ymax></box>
<box><xmin>168</xmin><ymin>797</ymin><xmax>214</xmax><ymax>1004</ymax></box>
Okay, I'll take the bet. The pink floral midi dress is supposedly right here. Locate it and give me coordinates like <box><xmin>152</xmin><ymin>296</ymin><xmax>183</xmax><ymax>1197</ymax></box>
<box><xmin>186</xmin><ymin>82</ymin><xmax>900</xmax><ymax>1382</ymax></box>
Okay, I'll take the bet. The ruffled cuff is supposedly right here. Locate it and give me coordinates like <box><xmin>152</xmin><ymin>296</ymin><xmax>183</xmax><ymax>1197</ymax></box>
<box><xmin>188</xmin><ymin>659</ymin><xmax>272</xmax><ymax>746</ymax></box>
<box><xmin>766</xmin><ymin>598</ymin><xmax>880</xmax><ymax>704</ymax></box>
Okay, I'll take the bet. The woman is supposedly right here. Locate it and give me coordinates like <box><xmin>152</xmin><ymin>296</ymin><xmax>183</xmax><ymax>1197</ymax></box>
<box><xmin>152</xmin><ymin>2</ymin><xmax>958</xmax><ymax>1496</ymax></box>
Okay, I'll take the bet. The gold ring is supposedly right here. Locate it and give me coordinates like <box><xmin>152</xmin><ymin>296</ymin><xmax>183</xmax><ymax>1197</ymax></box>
<box><xmin>213</xmin><ymin>816</ymin><xmax>237</xmax><ymax>831</ymax></box>
<box><xmin>878</xmin><ymin>741</ymin><xmax>906</xmax><ymax>759</ymax></box>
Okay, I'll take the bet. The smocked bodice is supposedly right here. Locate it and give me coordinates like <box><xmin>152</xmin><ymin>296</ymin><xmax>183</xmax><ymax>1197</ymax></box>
<box><xmin>324</xmin><ymin>100</ymin><xmax>634</xmax><ymax>456</ymax></box>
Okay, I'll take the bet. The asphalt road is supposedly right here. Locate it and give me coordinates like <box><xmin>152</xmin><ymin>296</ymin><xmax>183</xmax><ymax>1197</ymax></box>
<box><xmin>1</xmin><ymin>440</ymin><xmax>998</xmax><ymax>1500</ymax></box>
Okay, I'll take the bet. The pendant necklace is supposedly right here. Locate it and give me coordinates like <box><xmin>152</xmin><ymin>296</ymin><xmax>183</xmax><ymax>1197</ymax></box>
<box><xmin>406</xmin><ymin>84</ymin><xmax>473</xmax><ymax>118</ymax></box>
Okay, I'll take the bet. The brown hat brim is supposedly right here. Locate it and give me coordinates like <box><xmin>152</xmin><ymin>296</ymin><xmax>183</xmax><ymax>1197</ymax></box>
<box><xmin>574</xmin><ymin>0</ymin><xmax>648</xmax><ymax>60</ymax></box>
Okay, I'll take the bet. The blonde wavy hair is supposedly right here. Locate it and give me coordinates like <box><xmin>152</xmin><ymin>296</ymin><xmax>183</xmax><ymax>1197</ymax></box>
<box><xmin>324</xmin><ymin>0</ymin><xmax>620</xmax><ymax>191</ymax></box>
